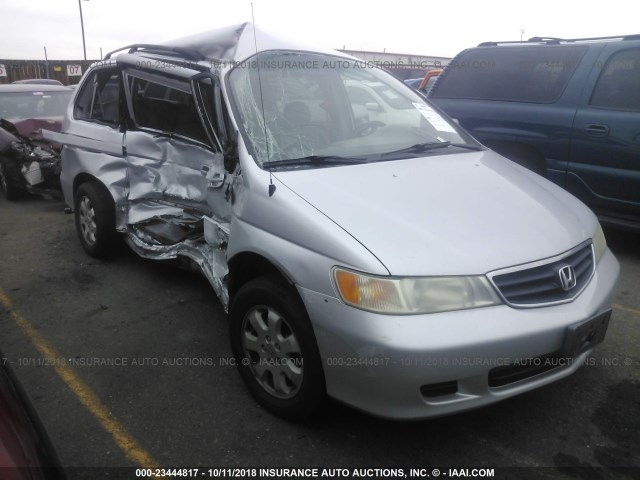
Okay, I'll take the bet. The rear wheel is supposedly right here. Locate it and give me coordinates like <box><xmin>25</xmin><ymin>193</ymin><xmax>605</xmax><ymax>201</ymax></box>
<box><xmin>230</xmin><ymin>276</ymin><xmax>326</xmax><ymax>420</ymax></box>
<box><xmin>74</xmin><ymin>182</ymin><xmax>117</xmax><ymax>257</ymax></box>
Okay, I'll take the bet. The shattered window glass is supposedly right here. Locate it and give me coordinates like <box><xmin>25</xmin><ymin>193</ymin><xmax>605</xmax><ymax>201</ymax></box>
<box><xmin>228</xmin><ymin>51</ymin><xmax>469</xmax><ymax>167</ymax></box>
<box><xmin>129</xmin><ymin>77</ymin><xmax>208</xmax><ymax>144</ymax></box>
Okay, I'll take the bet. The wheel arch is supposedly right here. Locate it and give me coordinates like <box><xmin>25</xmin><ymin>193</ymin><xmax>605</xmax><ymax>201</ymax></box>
<box><xmin>227</xmin><ymin>252</ymin><xmax>296</xmax><ymax>305</ymax></box>
<box><xmin>72</xmin><ymin>173</ymin><xmax>109</xmax><ymax>199</ymax></box>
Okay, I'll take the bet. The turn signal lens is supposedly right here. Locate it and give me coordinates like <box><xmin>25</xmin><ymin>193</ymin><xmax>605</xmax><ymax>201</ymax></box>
<box><xmin>335</xmin><ymin>269</ymin><xmax>360</xmax><ymax>304</ymax></box>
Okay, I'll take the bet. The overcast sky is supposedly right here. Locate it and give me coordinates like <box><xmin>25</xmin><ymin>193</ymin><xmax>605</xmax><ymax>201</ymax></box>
<box><xmin>0</xmin><ymin>0</ymin><xmax>636</xmax><ymax>60</ymax></box>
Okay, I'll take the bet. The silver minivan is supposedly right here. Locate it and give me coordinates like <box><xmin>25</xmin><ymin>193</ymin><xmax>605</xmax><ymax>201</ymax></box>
<box><xmin>45</xmin><ymin>24</ymin><xmax>620</xmax><ymax>420</ymax></box>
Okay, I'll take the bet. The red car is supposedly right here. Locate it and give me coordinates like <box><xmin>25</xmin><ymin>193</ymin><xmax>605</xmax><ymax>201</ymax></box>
<box><xmin>0</xmin><ymin>84</ymin><xmax>72</xmax><ymax>200</ymax></box>
<box><xmin>0</xmin><ymin>352</ymin><xmax>66</xmax><ymax>479</ymax></box>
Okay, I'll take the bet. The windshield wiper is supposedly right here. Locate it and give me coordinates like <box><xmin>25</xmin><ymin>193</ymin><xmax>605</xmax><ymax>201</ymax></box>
<box><xmin>264</xmin><ymin>155</ymin><xmax>369</xmax><ymax>169</ymax></box>
<box><xmin>381</xmin><ymin>142</ymin><xmax>483</xmax><ymax>158</ymax></box>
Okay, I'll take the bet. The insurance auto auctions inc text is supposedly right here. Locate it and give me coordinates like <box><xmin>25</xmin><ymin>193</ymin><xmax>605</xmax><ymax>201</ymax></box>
<box><xmin>253</xmin><ymin>468</ymin><xmax>495</xmax><ymax>478</ymax></box>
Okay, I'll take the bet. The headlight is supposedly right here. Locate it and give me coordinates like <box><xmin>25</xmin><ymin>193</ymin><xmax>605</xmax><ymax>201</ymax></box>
<box><xmin>333</xmin><ymin>268</ymin><xmax>502</xmax><ymax>315</ymax></box>
<box><xmin>593</xmin><ymin>222</ymin><xmax>607</xmax><ymax>264</ymax></box>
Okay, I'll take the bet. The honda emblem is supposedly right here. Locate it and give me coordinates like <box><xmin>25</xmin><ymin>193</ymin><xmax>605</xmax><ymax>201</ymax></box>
<box><xmin>558</xmin><ymin>265</ymin><xmax>577</xmax><ymax>291</ymax></box>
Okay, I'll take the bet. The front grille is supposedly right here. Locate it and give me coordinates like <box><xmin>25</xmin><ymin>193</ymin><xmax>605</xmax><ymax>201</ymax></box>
<box><xmin>490</xmin><ymin>242</ymin><xmax>594</xmax><ymax>307</ymax></box>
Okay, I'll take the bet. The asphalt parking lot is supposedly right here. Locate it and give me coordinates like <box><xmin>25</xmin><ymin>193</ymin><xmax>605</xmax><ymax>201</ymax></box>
<box><xmin>0</xmin><ymin>194</ymin><xmax>639</xmax><ymax>479</ymax></box>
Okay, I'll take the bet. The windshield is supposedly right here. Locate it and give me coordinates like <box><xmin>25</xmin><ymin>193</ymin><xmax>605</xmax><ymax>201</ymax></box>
<box><xmin>228</xmin><ymin>51</ymin><xmax>476</xmax><ymax>168</ymax></box>
<box><xmin>0</xmin><ymin>91</ymin><xmax>72</xmax><ymax>121</ymax></box>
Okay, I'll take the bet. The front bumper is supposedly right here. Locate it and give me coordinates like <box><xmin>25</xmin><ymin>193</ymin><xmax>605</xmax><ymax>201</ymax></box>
<box><xmin>298</xmin><ymin>249</ymin><xmax>619</xmax><ymax>419</ymax></box>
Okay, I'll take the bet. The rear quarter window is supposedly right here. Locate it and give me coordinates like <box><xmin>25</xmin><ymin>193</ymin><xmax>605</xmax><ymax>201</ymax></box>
<box><xmin>590</xmin><ymin>48</ymin><xmax>640</xmax><ymax>111</ymax></box>
<box><xmin>431</xmin><ymin>45</ymin><xmax>588</xmax><ymax>103</ymax></box>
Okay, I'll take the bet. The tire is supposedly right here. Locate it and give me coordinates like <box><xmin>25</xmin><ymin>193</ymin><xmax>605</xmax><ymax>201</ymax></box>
<box><xmin>230</xmin><ymin>276</ymin><xmax>326</xmax><ymax>420</ymax></box>
<box><xmin>74</xmin><ymin>182</ymin><xmax>117</xmax><ymax>257</ymax></box>
<box><xmin>0</xmin><ymin>157</ymin><xmax>22</xmax><ymax>201</ymax></box>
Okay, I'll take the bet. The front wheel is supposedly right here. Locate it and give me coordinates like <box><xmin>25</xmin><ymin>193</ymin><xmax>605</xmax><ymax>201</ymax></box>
<box><xmin>230</xmin><ymin>276</ymin><xmax>326</xmax><ymax>420</ymax></box>
<box><xmin>0</xmin><ymin>158</ymin><xmax>22</xmax><ymax>200</ymax></box>
<box><xmin>74</xmin><ymin>182</ymin><xmax>117</xmax><ymax>257</ymax></box>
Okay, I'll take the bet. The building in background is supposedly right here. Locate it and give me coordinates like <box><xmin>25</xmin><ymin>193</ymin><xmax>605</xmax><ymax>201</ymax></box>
<box><xmin>339</xmin><ymin>49</ymin><xmax>451</xmax><ymax>80</ymax></box>
<box><xmin>0</xmin><ymin>60</ymin><xmax>98</xmax><ymax>86</ymax></box>
<box><xmin>1</xmin><ymin>49</ymin><xmax>450</xmax><ymax>86</ymax></box>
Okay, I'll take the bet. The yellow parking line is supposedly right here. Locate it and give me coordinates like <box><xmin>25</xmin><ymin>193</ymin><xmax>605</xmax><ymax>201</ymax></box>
<box><xmin>0</xmin><ymin>289</ymin><xmax>160</xmax><ymax>469</ymax></box>
<box><xmin>613</xmin><ymin>303</ymin><xmax>640</xmax><ymax>317</ymax></box>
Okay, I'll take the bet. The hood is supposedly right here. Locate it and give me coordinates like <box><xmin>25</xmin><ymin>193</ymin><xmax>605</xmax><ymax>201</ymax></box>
<box><xmin>10</xmin><ymin>118</ymin><xmax>63</xmax><ymax>142</ymax></box>
<box><xmin>0</xmin><ymin>118</ymin><xmax>63</xmax><ymax>149</ymax></box>
<box><xmin>274</xmin><ymin>151</ymin><xmax>596</xmax><ymax>276</ymax></box>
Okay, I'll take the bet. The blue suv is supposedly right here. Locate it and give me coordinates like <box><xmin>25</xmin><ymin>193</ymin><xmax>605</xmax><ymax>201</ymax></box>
<box><xmin>428</xmin><ymin>35</ymin><xmax>640</xmax><ymax>230</ymax></box>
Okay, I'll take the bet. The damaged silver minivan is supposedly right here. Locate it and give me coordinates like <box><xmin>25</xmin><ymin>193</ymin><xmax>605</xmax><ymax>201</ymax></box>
<box><xmin>45</xmin><ymin>24</ymin><xmax>619</xmax><ymax>420</ymax></box>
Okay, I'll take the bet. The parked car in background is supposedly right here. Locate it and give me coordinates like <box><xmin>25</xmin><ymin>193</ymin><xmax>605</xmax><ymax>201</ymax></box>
<box><xmin>45</xmin><ymin>24</ymin><xmax>618</xmax><ymax>421</ymax></box>
<box><xmin>0</xmin><ymin>351</ymin><xmax>66</xmax><ymax>478</ymax></box>
<box><xmin>12</xmin><ymin>79</ymin><xmax>64</xmax><ymax>86</ymax></box>
<box><xmin>0</xmin><ymin>84</ymin><xmax>72</xmax><ymax>200</ymax></box>
<box><xmin>417</xmin><ymin>68</ymin><xmax>442</xmax><ymax>94</ymax></box>
<box><xmin>428</xmin><ymin>35</ymin><xmax>640</xmax><ymax>230</ymax></box>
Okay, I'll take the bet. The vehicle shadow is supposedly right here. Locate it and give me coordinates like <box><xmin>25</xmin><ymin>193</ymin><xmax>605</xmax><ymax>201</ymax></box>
<box><xmin>604</xmin><ymin>226</ymin><xmax>640</xmax><ymax>260</ymax></box>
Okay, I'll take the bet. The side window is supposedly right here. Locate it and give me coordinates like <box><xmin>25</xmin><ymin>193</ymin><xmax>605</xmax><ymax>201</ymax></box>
<box><xmin>431</xmin><ymin>45</ymin><xmax>588</xmax><ymax>103</ymax></box>
<box><xmin>127</xmin><ymin>75</ymin><xmax>208</xmax><ymax>144</ymax></box>
<box><xmin>590</xmin><ymin>49</ymin><xmax>640</xmax><ymax>111</ymax></box>
<box><xmin>74</xmin><ymin>69</ymin><xmax>121</xmax><ymax>126</ymax></box>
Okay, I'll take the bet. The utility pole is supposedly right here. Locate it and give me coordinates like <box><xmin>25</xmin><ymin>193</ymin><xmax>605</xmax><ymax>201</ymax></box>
<box><xmin>78</xmin><ymin>0</ymin><xmax>87</xmax><ymax>60</ymax></box>
<box><xmin>44</xmin><ymin>46</ymin><xmax>50</xmax><ymax>78</ymax></box>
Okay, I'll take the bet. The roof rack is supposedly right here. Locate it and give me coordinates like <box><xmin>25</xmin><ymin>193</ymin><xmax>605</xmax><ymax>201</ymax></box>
<box><xmin>478</xmin><ymin>34</ymin><xmax>640</xmax><ymax>47</ymax></box>
<box><xmin>103</xmin><ymin>44</ymin><xmax>206</xmax><ymax>61</ymax></box>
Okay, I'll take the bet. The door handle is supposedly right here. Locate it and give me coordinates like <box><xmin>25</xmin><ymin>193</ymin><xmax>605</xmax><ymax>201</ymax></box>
<box><xmin>584</xmin><ymin>124</ymin><xmax>609</xmax><ymax>138</ymax></box>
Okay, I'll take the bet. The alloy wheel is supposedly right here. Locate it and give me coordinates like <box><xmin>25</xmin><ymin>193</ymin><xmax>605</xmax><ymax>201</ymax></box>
<box><xmin>78</xmin><ymin>196</ymin><xmax>97</xmax><ymax>246</ymax></box>
<box><xmin>241</xmin><ymin>305</ymin><xmax>304</xmax><ymax>399</ymax></box>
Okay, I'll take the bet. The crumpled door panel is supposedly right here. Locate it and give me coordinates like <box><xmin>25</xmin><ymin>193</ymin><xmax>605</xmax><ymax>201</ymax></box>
<box><xmin>125</xmin><ymin>131</ymin><xmax>232</xmax><ymax>216</ymax></box>
<box><xmin>122</xmin><ymin>130</ymin><xmax>234</xmax><ymax>307</ymax></box>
